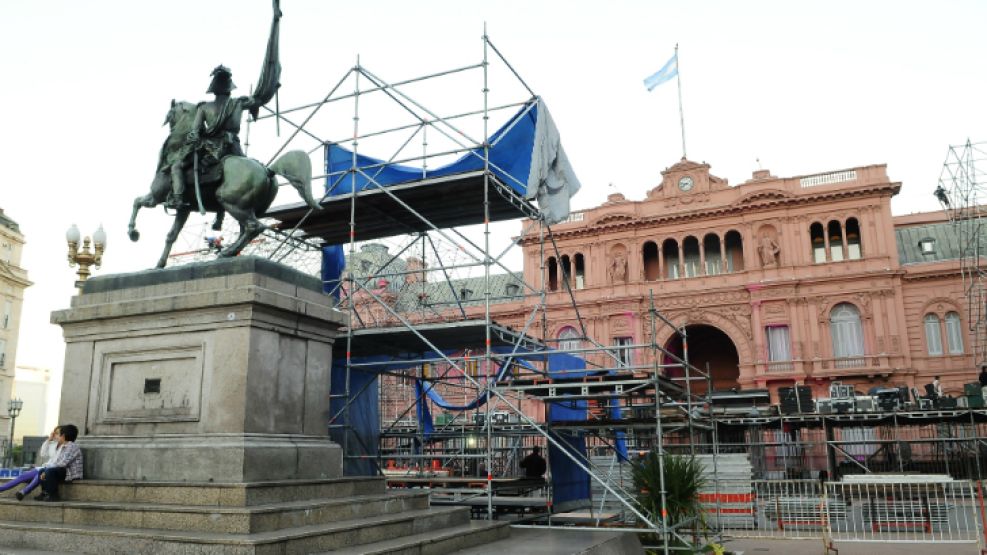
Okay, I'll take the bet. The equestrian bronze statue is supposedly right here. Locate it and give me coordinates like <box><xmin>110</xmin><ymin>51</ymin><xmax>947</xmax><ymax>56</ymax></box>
<box><xmin>128</xmin><ymin>0</ymin><xmax>319</xmax><ymax>268</ymax></box>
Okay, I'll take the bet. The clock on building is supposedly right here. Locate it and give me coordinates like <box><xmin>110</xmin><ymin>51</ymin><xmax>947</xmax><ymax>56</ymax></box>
<box><xmin>678</xmin><ymin>176</ymin><xmax>694</xmax><ymax>191</ymax></box>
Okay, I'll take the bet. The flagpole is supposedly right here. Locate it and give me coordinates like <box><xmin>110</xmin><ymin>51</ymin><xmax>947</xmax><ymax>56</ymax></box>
<box><xmin>675</xmin><ymin>43</ymin><xmax>686</xmax><ymax>159</ymax></box>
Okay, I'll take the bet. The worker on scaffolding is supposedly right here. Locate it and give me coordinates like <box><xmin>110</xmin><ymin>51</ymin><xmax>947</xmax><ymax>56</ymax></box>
<box><xmin>519</xmin><ymin>446</ymin><xmax>547</xmax><ymax>478</ymax></box>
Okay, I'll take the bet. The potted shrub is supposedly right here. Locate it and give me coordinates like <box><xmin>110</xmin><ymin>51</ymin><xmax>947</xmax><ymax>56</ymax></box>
<box><xmin>632</xmin><ymin>451</ymin><xmax>739</xmax><ymax>555</ymax></box>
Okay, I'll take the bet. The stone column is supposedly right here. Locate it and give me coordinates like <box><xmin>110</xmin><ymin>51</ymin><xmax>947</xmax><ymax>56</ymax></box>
<box><xmin>51</xmin><ymin>257</ymin><xmax>347</xmax><ymax>483</ymax></box>
<box><xmin>657</xmin><ymin>245</ymin><xmax>665</xmax><ymax>280</ymax></box>
<box><xmin>699</xmin><ymin>243</ymin><xmax>707</xmax><ymax>276</ymax></box>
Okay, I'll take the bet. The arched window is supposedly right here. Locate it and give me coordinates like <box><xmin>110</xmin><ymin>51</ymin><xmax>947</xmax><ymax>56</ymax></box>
<box><xmin>683</xmin><ymin>236</ymin><xmax>701</xmax><ymax>278</ymax></box>
<box><xmin>830</xmin><ymin>303</ymin><xmax>865</xmax><ymax>367</ymax></box>
<box><xmin>547</xmin><ymin>257</ymin><xmax>558</xmax><ymax>291</ymax></box>
<box><xmin>828</xmin><ymin>220</ymin><xmax>845</xmax><ymax>262</ymax></box>
<box><xmin>724</xmin><ymin>230</ymin><xmax>744</xmax><ymax>272</ymax></box>
<box><xmin>662</xmin><ymin>239</ymin><xmax>680</xmax><ymax>279</ymax></box>
<box><xmin>558</xmin><ymin>326</ymin><xmax>582</xmax><ymax>352</ymax></box>
<box><xmin>846</xmin><ymin>218</ymin><xmax>862</xmax><ymax>260</ymax></box>
<box><xmin>703</xmin><ymin>233</ymin><xmax>722</xmax><ymax>275</ymax></box>
<box><xmin>945</xmin><ymin>312</ymin><xmax>964</xmax><ymax>354</ymax></box>
<box><xmin>643</xmin><ymin>241</ymin><xmax>660</xmax><ymax>281</ymax></box>
<box><xmin>924</xmin><ymin>313</ymin><xmax>943</xmax><ymax>356</ymax></box>
<box><xmin>810</xmin><ymin>222</ymin><xmax>826</xmax><ymax>263</ymax></box>
<box><xmin>574</xmin><ymin>253</ymin><xmax>586</xmax><ymax>289</ymax></box>
<box><xmin>560</xmin><ymin>255</ymin><xmax>572</xmax><ymax>289</ymax></box>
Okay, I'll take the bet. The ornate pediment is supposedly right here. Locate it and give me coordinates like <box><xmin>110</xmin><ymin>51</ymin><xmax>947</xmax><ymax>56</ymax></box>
<box><xmin>735</xmin><ymin>189</ymin><xmax>793</xmax><ymax>205</ymax></box>
<box><xmin>594</xmin><ymin>213</ymin><xmax>635</xmax><ymax>226</ymax></box>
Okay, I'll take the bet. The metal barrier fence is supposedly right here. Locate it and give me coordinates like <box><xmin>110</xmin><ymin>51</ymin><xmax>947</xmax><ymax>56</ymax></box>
<box><xmin>706</xmin><ymin>480</ymin><xmax>828</xmax><ymax>540</ymax></box>
<box><xmin>827</xmin><ymin>479</ymin><xmax>981</xmax><ymax>544</ymax></box>
<box><xmin>710</xmin><ymin>479</ymin><xmax>985</xmax><ymax>547</ymax></box>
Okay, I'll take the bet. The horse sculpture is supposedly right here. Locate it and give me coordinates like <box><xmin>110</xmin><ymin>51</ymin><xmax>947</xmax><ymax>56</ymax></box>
<box><xmin>128</xmin><ymin>100</ymin><xmax>320</xmax><ymax>268</ymax></box>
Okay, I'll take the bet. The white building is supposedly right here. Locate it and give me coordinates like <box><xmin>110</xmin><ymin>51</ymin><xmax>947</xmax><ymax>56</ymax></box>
<box><xmin>0</xmin><ymin>208</ymin><xmax>31</xmax><ymax>445</ymax></box>
<box><xmin>12</xmin><ymin>365</ymin><xmax>53</xmax><ymax>441</ymax></box>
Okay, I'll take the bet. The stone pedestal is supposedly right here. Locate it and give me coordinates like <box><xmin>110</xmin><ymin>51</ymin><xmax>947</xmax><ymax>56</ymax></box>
<box><xmin>50</xmin><ymin>257</ymin><xmax>347</xmax><ymax>483</ymax></box>
<box><xmin>0</xmin><ymin>257</ymin><xmax>512</xmax><ymax>554</ymax></box>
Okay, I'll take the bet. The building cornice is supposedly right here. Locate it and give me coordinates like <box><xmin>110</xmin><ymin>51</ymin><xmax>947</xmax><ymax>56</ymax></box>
<box><xmin>526</xmin><ymin>181</ymin><xmax>901</xmax><ymax>244</ymax></box>
<box><xmin>0</xmin><ymin>261</ymin><xmax>31</xmax><ymax>288</ymax></box>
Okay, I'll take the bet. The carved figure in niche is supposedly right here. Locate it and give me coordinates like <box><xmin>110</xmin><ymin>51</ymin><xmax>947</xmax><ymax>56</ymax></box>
<box><xmin>758</xmin><ymin>233</ymin><xmax>780</xmax><ymax>268</ymax></box>
<box><xmin>608</xmin><ymin>251</ymin><xmax>628</xmax><ymax>283</ymax></box>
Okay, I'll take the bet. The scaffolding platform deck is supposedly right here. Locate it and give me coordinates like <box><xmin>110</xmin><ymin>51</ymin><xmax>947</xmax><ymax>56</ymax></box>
<box><xmin>502</xmin><ymin>372</ymin><xmax>684</xmax><ymax>399</ymax></box>
<box><xmin>268</xmin><ymin>170</ymin><xmax>538</xmax><ymax>245</ymax></box>
<box><xmin>345</xmin><ymin>320</ymin><xmax>546</xmax><ymax>358</ymax></box>
<box><xmin>385</xmin><ymin>476</ymin><xmax>546</xmax><ymax>491</ymax></box>
<box><xmin>712</xmin><ymin>408</ymin><xmax>987</xmax><ymax>427</ymax></box>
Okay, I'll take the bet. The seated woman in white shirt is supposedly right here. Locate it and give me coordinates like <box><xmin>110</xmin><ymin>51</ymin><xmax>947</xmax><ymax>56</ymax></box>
<box><xmin>0</xmin><ymin>426</ymin><xmax>59</xmax><ymax>500</ymax></box>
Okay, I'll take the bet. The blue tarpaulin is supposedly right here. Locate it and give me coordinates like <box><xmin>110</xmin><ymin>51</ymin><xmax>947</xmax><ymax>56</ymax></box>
<box><xmin>330</xmin><ymin>361</ymin><xmax>380</xmax><ymax>476</ymax></box>
<box><xmin>321</xmin><ymin>244</ymin><xmax>346</xmax><ymax>299</ymax></box>
<box><xmin>546</xmin><ymin>354</ymin><xmax>592</xmax><ymax>507</ymax></box>
<box><xmin>325</xmin><ymin>102</ymin><xmax>537</xmax><ymax>197</ymax></box>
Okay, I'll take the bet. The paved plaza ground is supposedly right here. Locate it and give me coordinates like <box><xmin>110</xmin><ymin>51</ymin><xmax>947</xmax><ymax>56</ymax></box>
<box><xmin>726</xmin><ymin>538</ymin><xmax>979</xmax><ymax>554</ymax></box>
<box><xmin>0</xmin><ymin>537</ymin><xmax>977</xmax><ymax>554</ymax></box>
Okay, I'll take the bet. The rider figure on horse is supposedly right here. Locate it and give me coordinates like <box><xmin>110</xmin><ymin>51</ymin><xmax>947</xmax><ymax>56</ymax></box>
<box><xmin>162</xmin><ymin>1</ymin><xmax>282</xmax><ymax>210</ymax></box>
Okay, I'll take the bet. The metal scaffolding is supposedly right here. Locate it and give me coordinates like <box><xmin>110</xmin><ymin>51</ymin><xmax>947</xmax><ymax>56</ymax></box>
<box><xmin>168</xmin><ymin>28</ymin><xmax>724</xmax><ymax>553</ymax></box>
<box><xmin>937</xmin><ymin>140</ymin><xmax>987</xmax><ymax>367</ymax></box>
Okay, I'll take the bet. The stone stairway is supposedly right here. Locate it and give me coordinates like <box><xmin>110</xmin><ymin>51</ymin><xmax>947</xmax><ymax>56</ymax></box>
<box><xmin>0</xmin><ymin>477</ymin><xmax>509</xmax><ymax>554</ymax></box>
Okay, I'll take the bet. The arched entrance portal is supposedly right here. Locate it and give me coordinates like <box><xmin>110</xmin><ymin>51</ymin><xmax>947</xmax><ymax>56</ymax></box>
<box><xmin>663</xmin><ymin>325</ymin><xmax>740</xmax><ymax>393</ymax></box>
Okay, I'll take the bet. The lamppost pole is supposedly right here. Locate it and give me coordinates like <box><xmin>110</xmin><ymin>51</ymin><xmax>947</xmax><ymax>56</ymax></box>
<box><xmin>6</xmin><ymin>398</ymin><xmax>23</xmax><ymax>468</ymax></box>
<box><xmin>66</xmin><ymin>224</ymin><xmax>107</xmax><ymax>290</ymax></box>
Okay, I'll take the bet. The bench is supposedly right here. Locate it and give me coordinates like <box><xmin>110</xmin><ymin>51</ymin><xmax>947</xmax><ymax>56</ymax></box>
<box><xmin>762</xmin><ymin>496</ymin><xmax>848</xmax><ymax>530</ymax></box>
<box><xmin>861</xmin><ymin>498</ymin><xmax>949</xmax><ymax>533</ymax></box>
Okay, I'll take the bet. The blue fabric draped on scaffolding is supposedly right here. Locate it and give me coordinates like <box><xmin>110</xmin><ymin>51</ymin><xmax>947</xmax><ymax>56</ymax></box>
<box><xmin>329</xmin><ymin>355</ymin><xmax>381</xmax><ymax>476</ymax></box>
<box><xmin>546</xmin><ymin>353</ymin><xmax>591</xmax><ymax>507</ymax></box>
<box><xmin>330</xmin><ymin>349</ymin><xmax>600</xmax><ymax>509</ymax></box>
<box><xmin>324</xmin><ymin>101</ymin><xmax>537</xmax><ymax>197</ymax></box>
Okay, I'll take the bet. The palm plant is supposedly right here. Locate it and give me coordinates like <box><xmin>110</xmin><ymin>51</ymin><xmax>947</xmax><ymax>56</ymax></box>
<box><xmin>632</xmin><ymin>451</ymin><xmax>711</xmax><ymax>554</ymax></box>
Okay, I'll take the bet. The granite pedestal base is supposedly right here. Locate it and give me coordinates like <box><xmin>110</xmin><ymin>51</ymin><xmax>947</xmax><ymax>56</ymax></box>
<box><xmin>50</xmin><ymin>257</ymin><xmax>347</xmax><ymax>483</ymax></box>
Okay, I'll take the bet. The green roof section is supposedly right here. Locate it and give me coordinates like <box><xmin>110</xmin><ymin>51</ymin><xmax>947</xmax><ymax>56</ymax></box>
<box><xmin>344</xmin><ymin>243</ymin><xmax>526</xmax><ymax>316</ymax></box>
<box><xmin>0</xmin><ymin>208</ymin><xmax>20</xmax><ymax>234</ymax></box>
<box><xmin>895</xmin><ymin>220</ymin><xmax>983</xmax><ymax>265</ymax></box>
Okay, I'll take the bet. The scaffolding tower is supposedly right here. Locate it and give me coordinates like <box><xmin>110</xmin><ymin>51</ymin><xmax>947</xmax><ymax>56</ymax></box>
<box><xmin>937</xmin><ymin>140</ymin><xmax>987</xmax><ymax>368</ymax></box>
<box><xmin>170</xmin><ymin>28</ymin><xmax>723</xmax><ymax>553</ymax></box>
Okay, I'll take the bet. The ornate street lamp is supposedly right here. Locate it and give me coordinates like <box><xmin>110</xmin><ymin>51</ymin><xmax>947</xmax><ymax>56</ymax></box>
<box><xmin>6</xmin><ymin>398</ymin><xmax>22</xmax><ymax>468</ymax></box>
<box><xmin>67</xmin><ymin>224</ymin><xmax>106</xmax><ymax>289</ymax></box>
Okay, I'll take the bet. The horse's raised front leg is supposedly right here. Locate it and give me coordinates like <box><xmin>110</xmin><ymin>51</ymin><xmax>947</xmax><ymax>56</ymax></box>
<box><xmin>128</xmin><ymin>194</ymin><xmax>157</xmax><ymax>242</ymax></box>
<box><xmin>156</xmin><ymin>207</ymin><xmax>191</xmax><ymax>269</ymax></box>
<box><xmin>131</xmin><ymin>171</ymin><xmax>171</xmax><ymax>242</ymax></box>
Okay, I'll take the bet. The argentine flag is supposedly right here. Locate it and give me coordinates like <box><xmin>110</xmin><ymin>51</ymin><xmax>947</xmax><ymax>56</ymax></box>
<box><xmin>644</xmin><ymin>53</ymin><xmax>678</xmax><ymax>91</ymax></box>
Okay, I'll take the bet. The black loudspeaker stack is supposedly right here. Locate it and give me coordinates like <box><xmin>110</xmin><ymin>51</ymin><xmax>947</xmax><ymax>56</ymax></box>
<box><xmin>779</xmin><ymin>386</ymin><xmax>813</xmax><ymax>415</ymax></box>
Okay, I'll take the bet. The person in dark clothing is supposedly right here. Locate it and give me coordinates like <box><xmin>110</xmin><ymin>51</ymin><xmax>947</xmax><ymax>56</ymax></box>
<box><xmin>519</xmin><ymin>446</ymin><xmax>547</xmax><ymax>478</ymax></box>
<box><xmin>980</xmin><ymin>365</ymin><xmax>987</xmax><ymax>401</ymax></box>
<box><xmin>37</xmin><ymin>424</ymin><xmax>83</xmax><ymax>502</ymax></box>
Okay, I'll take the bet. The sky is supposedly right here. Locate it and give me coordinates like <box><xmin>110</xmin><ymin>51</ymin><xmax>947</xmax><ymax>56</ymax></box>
<box><xmin>3</xmin><ymin>0</ymin><xmax>987</xmax><ymax>392</ymax></box>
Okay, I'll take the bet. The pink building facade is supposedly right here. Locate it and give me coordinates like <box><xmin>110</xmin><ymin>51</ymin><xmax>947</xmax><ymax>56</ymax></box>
<box><xmin>500</xmin><ymin>159</ymin><xmax>975</xmax><ymax>400</ymax></box>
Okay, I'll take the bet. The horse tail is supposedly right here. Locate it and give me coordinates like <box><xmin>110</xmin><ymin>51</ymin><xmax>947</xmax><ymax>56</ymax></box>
<box><xmin>270</xmin><ymin>151</ymin><xmax>319</xmax><ymax>210</ymax></box>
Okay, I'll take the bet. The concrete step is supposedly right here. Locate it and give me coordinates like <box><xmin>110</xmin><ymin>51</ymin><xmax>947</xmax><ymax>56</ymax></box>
<box><xmin>448</xmin><ymin>527</ymin><xmax>645</xmax><ymax>555</ymax></box>
<box><xmin>320</xmin><ymin>520</ymin><xmax>510</xmax><ymax>555</ymax></box>
<box><xmin>0</xmin><ymin>490</ymin><xmax>429</xmax><ymax>534</ymax></box>
<box><xmin>0</xmin><ymin>506</ymin><xmax>472</xmax><ymax>554</ymax></box>
<box><xmin>37</xmin><ymin>476</ymin><xmax>387</xmax><ymax>507</ymax></box>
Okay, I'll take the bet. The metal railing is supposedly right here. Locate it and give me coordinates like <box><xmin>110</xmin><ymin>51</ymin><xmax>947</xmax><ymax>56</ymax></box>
<box><xmin>827</xmin><ymin>479</ymin><xmax>981</xmax><ymax>544</ymax></box>
<box><xmin>716</xmin><ymin>478</ymin><xmax>984</xmax><ymax>547</ymax></box>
